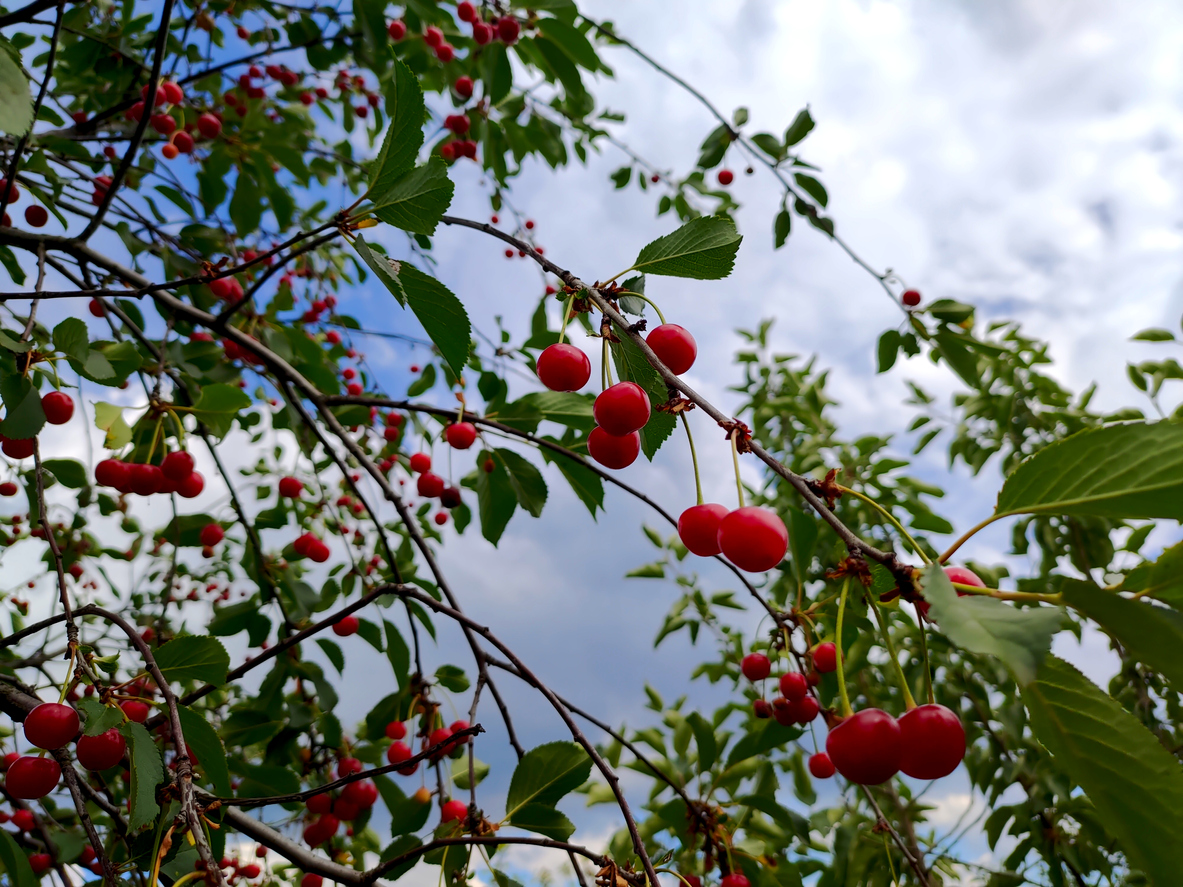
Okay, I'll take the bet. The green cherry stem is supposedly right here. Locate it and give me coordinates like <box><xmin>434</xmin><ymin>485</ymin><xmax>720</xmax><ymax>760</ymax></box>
<box><xmin>557</xmin><ymin>294</ymin><xmax>574</xmax><ymax>345</ymax></box>
<box><xmin>835</xmin><ymin>578</ymin><xmax>853</xmax><ymax>718</ymax></box>
<box><xmin>837</xmin><ymin>484</ymin><xmax>930</xmax><ymax>564</ymax></box>
<box><xmin>619</xmin><ymin>291</ymin><xmax>667</xmax><ymax>324</ymax></box>
<box><xmin>680</xmin><ymin>413</ymin><xmax>703</xmax><ymax>505</ymax></box>
<box><xmin>916</xmin><ymin>612</ymin><xmax>935</xmax><ymax>705</ymax></box>
<box><xmin>600</xmin><ymin>336</ymin><xmax>610</xmax><ymax>390</ymax></box>
<box><xmin>729</xmin><ymin>430</ymin><xmax>745</xmax><ymax>508</ymax></box>
<box><xmin>865</xmin><ymin>589</ymin><xmax>917</xmax><ymax>710</ymax></box>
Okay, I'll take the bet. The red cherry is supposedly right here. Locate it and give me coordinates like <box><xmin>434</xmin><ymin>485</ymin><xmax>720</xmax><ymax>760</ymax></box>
<box><xmin>587</xmin><ymin>427</ymin><xmax>640</xmax><ymax>469</ymax></box>
<box><xmin>342</xmin><ymin>779</ymin><xmax>378</xmax><ymax>808</ymax></box>
<box><xmin>308</xmin><ymin>540</ymin><xmax>331</xmax><ymax>563</ymax></box>
<box><xmin>24</xmin><ymin>702</ymin><xmax>80</xmax><ymax>749</ymax></box>
<box><xmin>441</xmin><ymin>799</ymin><xmax>467</xmax><ymax>824</ymax></box>
<box><xmin>196</xmin><ymin>113</ymin><xmax>222</xmax><ymax>139</ymax></box>
<box><xmin>6</xmin><ymin>755</ymin><xmax>60</xmax><ymax>799</ymax></box>
<box><xmin>307</xmin><ymin>793</ymin><xmax>332</xmax><ymax>815</ymax></box>
<box><xmin>385</xmin><ymin>721</ymin><xmax>407</xmax><ymax>740</ymax></box>
<box><xmin>178</xmin><ymin>470</ymin><xmax>205</xmax><ymax>498</ymax></box>
<box><xmin>435</xmin><ymin>42</ymin><xmax>456</xmax><ymax>62</ymax></box>
<box><xmin>898</xmin><ymin>704</ymin><xmax>966</xmax><ymax>780</ymax></box>
<box><xmin>76</xmin><ymin>727</ymin><xmax>127</xmax><ymax>771</ymax></box>
<box><xmin>424</xmin><ymin>26</ymin><xmax>444</xmax><ymax>47</ymax></box>
<box><xmin>902</xmin><ymin>289</ymin><xmax>921</xmax><ymax>307</ymax></box>
<box><xmin>387</xmin><ymin>20</ymin><xmax>407</xmax><ymax>40</ymax></box>
<box><xmin>717</xmin><ymin>507</ymin><xmax>787</xmax><ymax>572</ymax></box>
<box><xmin>445</xmin><ymin>422</ymin><xmax>477</xmax><ymax>449</ymax></box>
<box><xmin>0</xmin><ymin>178</ymin><xmax>20</xmax><ymax>202</ymax></box>
<box><xmin>752</xmin><ymin>699</ymin><xmax>771</xmax><ymax>719</ymax></box>
<box><xmin>11</xmin><ymin>808</ymin><xmax>34</xmax><ymax>829</ymax></box>
<box><xmin>945</xmin><ymin>565</ymin><xmax>985</xmax><ymax>592</ymax></box>
<box><xmin>496</xmin><ymin>16</ymin><xmax>520</xmax><ymax>43</ymax></box>
<box><xmin>24</xmin><ymin>205</ymin><xmax>48</xmax><ymax>228</ymax></box>
<box><xmin>593</xmin><ymin>382</ymin><xmax>650</xmax><ymax>435</ymax></box>
<box><xmin>677</xmin><ymin>503</ymin><xmax>729</xmax><ymax>556</ymax></box>
<box><xmin>825</xmin><ymin>708</ymin><xmax>903</xmax><ymax>785</ymax></box>
<box><xmin>333</xmin><ymin>615</ymin><xmax>359</xmax><ymax>637</ymax></box>
<box><xmin>717</xmin><ymin>169</ymin><xmax>734</xmax><ymax>186</ymax></box>
<box><xmin>720</xmin><ymin>874</ymin><xmax>748</xmax><ymax>887</ymax></box>
<box><xmin>41</xmin><ymin>391</ymin><xmax>73</xmax><ymax>425</ymax></box>
<box><xmin>88</xmin><ymin>298</ymin><xmax>104</xmax><ymax>317</ymax></box>
<box><xmin>440</xmin><ymin>486</ymin><xmax>462</xmax><ymax>508</ymax></box>
<box><xmin>121</xmin><ymin>700</ymin><xmax>150</xmax><ymax>723</ymax></box>
<box><xmin>278</xmin><ymin>476</ymin><xmax>303</xmax><ymax>498</ymax></box>
<box><xmin>454</xmin><ymin>76</ymin><xmax>474</xmax><ymax>98</ymax></box>
<box><xmin>537</xmin><ymin>343</ymin><xmax>591</xmax><ymax>392</ymax></box>
<box><xmin>787</xmin><ymin>695</ymin><xmax>819</xmax><ymax>723</ymax></box>
<box><xmin>1</xmin><ymin>437</ymin><xmax>33</xmax><ymax>460</ymax></box>
<box><xmin>129</xmin><ymin>463</ymin><xmax>164</xmax><ymax>496</ymax></box>
<box><xmin>457</xmin><ymin>1</ymin><xmax>477</xmax><ymax>21</ymax></box>
<box><xmin>646</xmin><ymin>324</ymin><xmax>697</xmax><ymax>375</ymax></box>
<box><xmin>740</xmin><ymin>653</ymin><xmax>771</xmax><ymax>682</ymax></box>
<box><xmin>808</xmin><ymin>752</ymin><xmax>836</xmax><ymax>779</ymax></box>
<box><xmin>417</xmin><ymin>472</ymin><xmax>445</xmax><ymax>498</ymax></box>
<box><xmin>409</xmin><ymin>452</ymin><xmax>432</xmax><ymax>473</ymax></box>
<box><xmin>770</xmin><ymin>698</ymin><xmax>795</xmax><ymax>726</ymax></box>
<box><xmin>337</xmin><ymin>757</ymin><xmax>363</xmax><ymax>778</ymax></box>
<box><xmin>448</xmin><ymin>720</ymin><xmax>471</xmax><ymax>745</ymax></box>
<box><xmin>434</xmin><ymin>512</ymin><xmax>448</xmax><ymax>525</ymax></box>
<box><xmin>386</xmin><ymin>741</ymin><xmax>418</xmax><ymax>774</ymax></box>
<box><xmin>333</xmin><ymin>798</ymin><xmax>361</xmax><ymax>821</ymax></box>
<box><xmin>200</xmin><ymin>523</ymin><xmax>224</xmax><ymax>547</ymax></box>
<box><xmin>813</xmin><ymin>642</ymin><xmax>837</xmax><ymax>673</ymax></box>
<box><xmin>29</xmin><ymin>853</ymin><xmax>51</xmax><ymax>874</ymax></box>
<box><xmin>779</xmin><ymin>672</ymin><xmax>808</xmax><ymax>701</ymax></box>
<box><xmin>302</xmin><ymin>875</ymin><xmax>324</xmax><ymax>887</ymax></box>
<box><xmin>472</xmin><ymin>22</ymin><xmax>493</xmax><ymax>44</ymax></box>
<box><xmin>95</xmin><ymin>459</ymin><xmax>128</xmax><ymax>488</ymax></box>
<box><xmin>161</xmin><ymin>451</ymin><xmax>194</xmax><ymax>481</ymax></box>
<box><xmin>0</xmin><ymin>482</ymin><xmax>15</xmax><ymax>496</ymax></box>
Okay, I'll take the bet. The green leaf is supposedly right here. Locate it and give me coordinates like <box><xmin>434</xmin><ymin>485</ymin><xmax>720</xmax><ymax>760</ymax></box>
<box><xmin>42</xmin><ymin>458</ymin><xmax>87</xmax><ymax>489</ymax></box>
<box><xmin>53</xmin><ymin>318</ymin><xmax>89</xmax><ymax>362</ymax></box>
<box><xmin>1132</xmin><ymin>328</ymin><xmax>1176</xmax><ymax>342</ymax></box>
<box><xmin>191</xmin><ymin>384</ymin><xmax>252</xmax><ymax>438</ymax></box>
<box><xmin>507</xmin><ymin>803</ymin><xmax>576</xmax><ymax>841</ymax></box>
<box><xmin>396</xmin><ymin>262</ymin><xmax>471</xmax><ymax>380</ymax></box>
<box><xmin>927</xmin><ymin>299</ymin><xmax>976</xmax><ymax>324</ymax></box>
<box><xmin>725</xmin><ymin>720</ymin><xmax>801</xmax><ymax>769</ymax></box>
<box><xmin>495</xmin><ymin>448</ymin><xmax>547</xmax><ymax>517</ymax></box>
<box><xmin>518</xmin><ymin>391</ymin><xmax>595</xmax><ymax>430</ymax></box>
<box><xmin>787</xmin><ymin>506</ymin><xmax>817</xmax><ymax>592</ymax></box>
<box><xmin>1060</xmin><ymin>580</ymin><xmax>1183</xmax><ymax>688</ymax></box>
<box><xmin>316</xmin><ymin>639</ymin><xmax>345</xmax><ymax>674</ymax></box>
<box><xmin>773</xmin><ymin>208</ymin><xmax>791</xmax><ymax>249</ymax></box>
<box><xmin>434</xmin><ymin>664</ymin><xmax>469</xmax><ymax>693</ymax></box>
<box><xmin>77</xmin><ymin>697</ymin><xmax>123</xmax><ymax>736</ymax></box>
<box><xmin>630</xmin><ymin>217</ymin><xmax>742</xmax><ymax>280</ymax></box>
<box><xmin>371</xmin><ymin>158</ymin><xmax>454</xmax><ymax>235</ymax></box>
<box><xmin>0</xmin><ymin>827</ymin><xmax>37</xmax><ymax>887</ymax></box>
<box><xmin>877</xmin><ymin>329</ymin><xmax>901</xmax><ymax>373</ymax></box>
<box><xmin>505</xmin><ymin>741</ymin><xmax>592</xmax><ymax>816</ymax></box>
<box><xmin>0</xmin><ymin>47</ymin><xmax>32</xmax><ymax>135</ymax></box>
<box><xmin>406</xmin><ymin>363</ymin><xmax>436</xmax><ymax>396</ymax></box>
<box><xmin>540</xmin><ymin>447</ymin><xmax>603</xmax><ymax>516</ymax></box>
<box><xmin>384</xmin><ymin>620</ymin><xmax>410</xmax><ymax>689</ymax></box>
<box><xmin>793</xmin><ymin>173</ymin><xmax>827</xmax><ymax>208</ymax></box>
<box><xmin>995</xmin><ymin>422</ymin><xmax>1183</xmax><ymax>520</ymax></box>
<box><xmin>473</xmin><ymin>449</ymin><xmax>517</xmax><ymax>545</ymax></box>
<box><xmin>537</xmin><ymin>17</ymin><xmax>600</xmax><ymax>70</ymax></box>
<box><xmin>686</xmin><ymin>711</ymin><xmax>717</xmax><ymax>772</ymax></box>
<box><xmin>229</xmin><ymin>168</ymin><xmax>264</xmax><ymax>235</ymax></box>
<box><xmin>123</xmin><ymin>721</ymin><xmax>164</xmax><ymax>831</ymax></box>
<box><xmin>0</xmin><ymin>383</ymin><xmax>44</xmax><ymax>440</ymax></box>
<box><xmin>351</xmin><ymin>235</ymin><xmax>405</xmax><ymax>306</ymax></box>
<box><xmin>154</xmin><ymin>636</ymin><xmax>230</xmax><ymax>686</ymax></box>
<box><xmin>387</xmin><ymin>786</ymin><xmax>431</xmax><ymax>837</ymax></box>
<box><xmin>918</xmin><ymin>565</ymin><xmax>1064</xmax><ymax>684</ymax></box>
<box><xmin>379</xmin><ymin>835</ymin><xmax>422</xmax><ymax>880</ymax></box>
<box><xmin>783</xmin><ymin>108</ymin><xmax>815</xmax><ymax>146</ymax></box>
<box><xmin>233</xmin><ymin>761</ymin><xmax>300</xmax><ymax>798</ymax></box>
<box><xmin>933</xmin><ymin>329</ymin><xmax>981</xmax><ymax>387</ymax></box>
<box><xmin>452</xmin><ymin>756</ymin><xmax>489</xmax><ymax>791</ymax></box>
<box><xmin>611</xmin><ymin>329</ymin><xmax>676</xmax><ymax>459</ymax></box>
<box><xmin>370</xmin><ymin>57</ymin><xmax>426</xmax><ymax>194</ymax></box>
<box><xmin>176</xmin><ymin>706</ymin><xmax>231</xmax><ymax>796</ymax></box>
<box><xmin>94</xmin><ymin>401</ymin><xmax>132</xmax><ymax>449</ymax></box>
<box><xmin>1123</xmin><ymin>541</ymin><xmax>1183</xmax><ymax>607</ymax></box>
<box><xmin>1022</xmin><ymin>655</ymin><xmax>1183</xmax><ymax>886</ymax></box>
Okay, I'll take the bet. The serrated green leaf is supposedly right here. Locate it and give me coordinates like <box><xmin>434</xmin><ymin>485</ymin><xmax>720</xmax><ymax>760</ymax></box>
<box><xmin>42</xmin><ymin>458</ymin><xmax>87</xmax><ymax>489</ymax></box>
<box><xmin>154</xmin><ymin>635</ymin><xmax>230</xmax><ymax>686</ymax></box>
<box><xmin>395</xmin><ymin>262</ymin><xmax>470</xmax><ymax>380</ymax></box>
<box><xmin>94</xmin><ymin>401</ymin><xmax>132</xmax><ymax>449</ymax></box>
<box><xmin>0</xmin><ymin>826</ymin><xmax>36</xmax><ymax>887</ymax></box>
<box><xmin>505</xmin><ymin>742</ymin><xmax>592</xmax><ymax>816</ymax></box>
<box><xmin>371</xmin><ymin>158</ymin><xmax>454</xmax><ymax>235</ymax></box>
<box><xmin>630</xmin><ymin>217</ymin><xmax>742</xmax><ymax>280</ymax></box>
<box><xmin>191</xmin><ymin>384</ymin><xmax>251</xmax><ymax>438</ymax></box>
<box><xmin>53</xmin><ymin>318</ymin><xmax>89</xmax><ymax>362</ymax></box>
<box><xmin>474</xmin><ymin>449</ymin><xmax>516</xmax><ymax>545</ymax></box>
<box><xmin>507</xmin><ymin>803</ymin><xmax>576</xmax><ymax>841</ymax></box>
<box><xmin>123</xmin><ymin>720</ymin><xmax>164</xmax><ymax>831</ymax></box>
<box><xmin>352</xmin><ymin>235</ymin><xmax>405</xmax><ymax>306</ymax></box>
<box><xmin>316</xmin><ymin>638</ymin><xmax>345</xmax><ymax>674</ymax></box>
<box><xmin>370</xmin><ymin>56</ymin><xmax>426</xmax><ymax>194</ymax></box>
<box><xmin>0</xmin><ymin>383</ymin><xmax>44</xmax><ymax>441</ymax></box>
<box><xmin>1022</xmin><ymin>655</ymin><xmax>1183</xmax><ymax>886</ymax></box>
<box><xmin>0</xmin><ymin>48</ymin><xmax>32</xmax><ymax>135</ymax></box>
<box><xmin>176</xmin><ymin>706</ymin><xmax>231</xmax><ymax>796</ymax></box>
<box><xmin>1123</xmin><ymin>541</ymin><xmax>1183</xmax><ymax>607</ymax></box>
<box><xmin>77</xmin><ymin>697</ymin><xmax>123</xmax><ymax>736</ymax></box>
<box><xmin>495</xmin><ymin>448</ymin><xmax>547</xmax><ymax>517</ymax></box>
<box><xmin>919</xmin><ymin>564</ymin><xmax>1064</xmax><ymax>684</ymax></box>
<box><xmin>724</xmin><ymin>720</ymin><xmax>800</xmax><ymax>769</ymax></box>
<box><xmin>996</xmin><ymin>421</ymin><xmax>1183</xmax><ymax>520</ymax></box>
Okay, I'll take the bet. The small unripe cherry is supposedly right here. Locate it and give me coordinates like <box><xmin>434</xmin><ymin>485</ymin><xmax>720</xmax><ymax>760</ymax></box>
<box><xmin>587</xmin><ymin>427</ymin><xmax>640</xmax><ymax>469</ymax></box>
<box><xmin>677</xmin><ymin>503</ymin><xmax>729</xmax><ymax>557</ymax></box>
<box><xmin>813</xmin><ymin>641</ymin><xmax>837</xmax><ymax>673</ymax></box>
<box><xmin>740</xmin><ymin>653</ymin><xmax>771</xmax><ymax>682</ymax></box>
<box><xmin>333</xmin><ymin>615</ymin><xmax>359</xmax><ymax>637</ymax></box>
<box><xmin>536</xmin><ymin>343</ymin><xmax>591</xmax><ymax>392</ymax></box>
<box><xmin>646</xmin><ymin>324</ymin><xmax>697</xmax><ymax>375</ymax></box>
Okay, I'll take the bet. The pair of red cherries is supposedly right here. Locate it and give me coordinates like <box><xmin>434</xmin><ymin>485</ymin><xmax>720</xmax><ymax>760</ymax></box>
<box><xmin>536</xmin><ymin>322</ymin><xmax>698</xmax><ymax>471</ymax></box>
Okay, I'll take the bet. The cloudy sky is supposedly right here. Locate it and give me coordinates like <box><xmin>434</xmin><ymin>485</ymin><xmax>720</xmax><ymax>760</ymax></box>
<box><xmin>10</xmin><ymin>1</ymin><xmax>1183</xmax><ymax>884</ymax></box>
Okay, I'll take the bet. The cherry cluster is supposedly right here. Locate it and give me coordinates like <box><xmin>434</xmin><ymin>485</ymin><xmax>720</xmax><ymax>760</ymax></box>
<box><xmin>383</xmin><ymin>717</ymin><xmax>470</xmax><ymax>774</ymax></box>
<box><xmin>406</xmin><ymin>450</ymin><xmax>467</xmax><ymax>525</ymax></box>
<box><xmin>5</xmin><ymin>702</ymin><xmax>132</xmax><ymax>801</ymax></box>
<box><xmin>302</xmin><ymin>761</ymin><xmax>380</xmax><ymax>843</ymax></box>
<box><xmin>94</xmin><ymin>451</ymin><xmax>206</xmax><ymax>498</ymax></box>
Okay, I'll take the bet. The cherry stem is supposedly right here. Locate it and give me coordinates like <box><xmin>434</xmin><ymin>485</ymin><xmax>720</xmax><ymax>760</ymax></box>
<box><xmin>864</xmin><ymin>589</ymin><xmax>917</xmax><ymax>710</ymax></box>
<box><xmin>729</xmin><ymin>430</ymin><xmax>744</xmax><ymax>508</ymax></box>
<box><xmin>557</xmin><ymin>295</ymin><xmax>574</xmax><ymax>345</ymax></box>
<box><xmin>837</xmin><ymin>484</ymin><xmax>930</xmax><ymax>564</ymax></box>
<box><xmin>835</xmin><ymin>578</ymin><xmax>853</xmax><ymax>718</ymax></box>
<box><xmin>621</xmin><ymin>291</ymin><xmax>666</xmax><ymax>325</ymax></box>
<box><xmin>938</xmin><ymin>512</ymin><xmax>1008</xmax><ymax>564</ymax></box>
<box><xmin>680</xmin><ymin>413</ymin><xmax>703</xmax><ymax>506</ymax></box>
<box><xmin>916</xmin><ymin>612</ymin><xmax>935</xmax><ymax>706</ymax></box>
